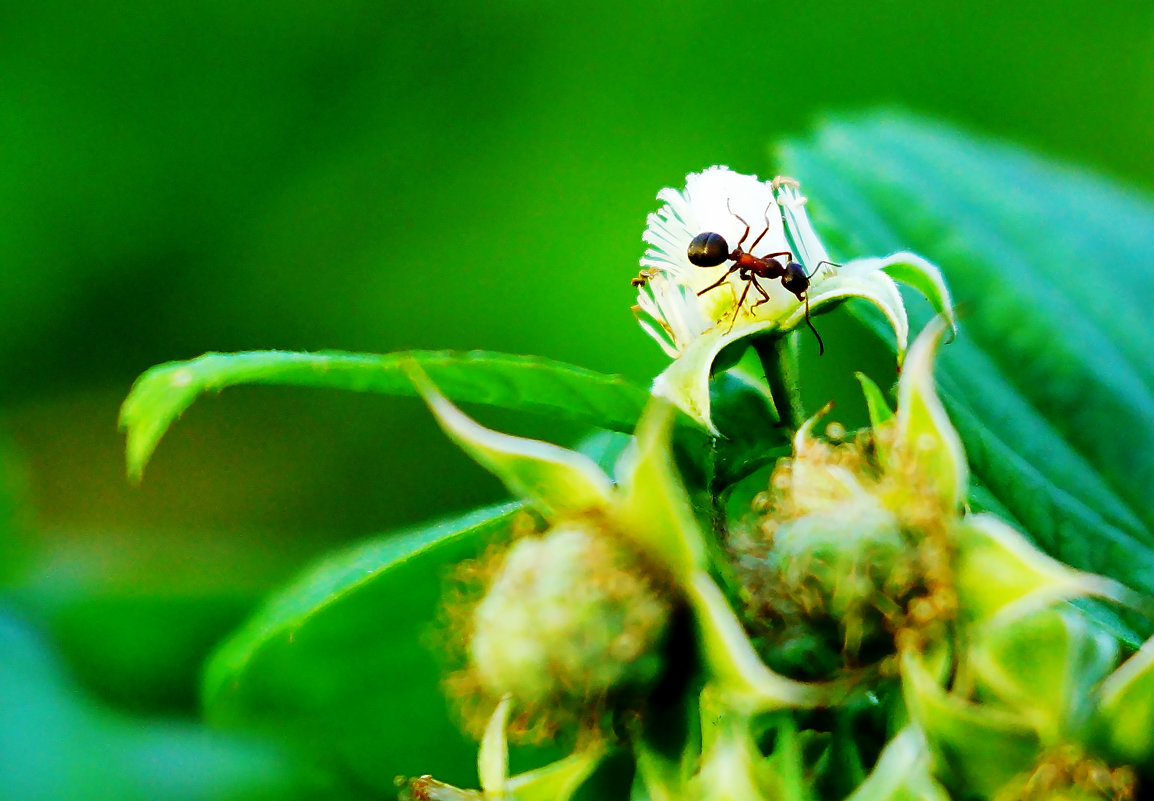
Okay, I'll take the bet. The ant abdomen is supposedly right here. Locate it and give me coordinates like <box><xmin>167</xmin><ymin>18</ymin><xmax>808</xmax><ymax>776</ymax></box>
<box><xmin>687</xmin><ymin>232</ymin><xmax>730</xmax><ymax>267</ymax></box>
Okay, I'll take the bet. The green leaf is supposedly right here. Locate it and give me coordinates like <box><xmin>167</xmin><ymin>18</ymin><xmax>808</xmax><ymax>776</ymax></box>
<box><xmin>120</xmin><ymin>350</ymin><xmax>648</xmax><ymax>481</ymax></box>
<box><xmin>780</xmin><ymin>113</ymin><xmax>1154</xmax><ymax>603</ymax></box>
<box><xmin>0</xmin><ymin>613</ymin><xmax>340</xmax><ymax>801</ymax></box>
<box><xmin>203</xmin><ymin>502</ymin><xmax>523</xmax><ymax>795</ymax></box>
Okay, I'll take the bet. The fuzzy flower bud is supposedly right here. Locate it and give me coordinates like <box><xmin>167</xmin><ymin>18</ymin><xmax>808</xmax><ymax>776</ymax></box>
<box><xmin>994</xmin><ymin>745</ymin><xmax>1137</xmax><ymax>801</ymax></box>
<box><xmin>733</xmin><ymin>319</ymin><xmax>1117</xmax><ymax>681</ymax></box>
<box><xmin>469</xmin><ymin>520</ymin><xmax>672</xmax><ymax>710</ymax></box>
<box><xmin>736</xmin><ymin>422</ymin><xmax>953</xmax><ymax>677</ymax></box>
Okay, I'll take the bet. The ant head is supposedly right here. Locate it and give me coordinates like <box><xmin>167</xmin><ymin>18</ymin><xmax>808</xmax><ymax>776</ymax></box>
<box><xmin>687</xmin><ymin>232</ymin><xmax>730</xmax><ymax>267</ymax></box>
<box><xmin>780</xmin><ymin>261</ymin><xmax>809</xmax><ymax>300</ymax></box>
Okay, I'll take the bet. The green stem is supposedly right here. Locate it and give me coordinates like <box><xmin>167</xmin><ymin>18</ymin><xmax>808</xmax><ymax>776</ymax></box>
<box><xmin>755</xmin><ymin>334</ymin><xmax>804</xmax><ymax>432</ymax></box>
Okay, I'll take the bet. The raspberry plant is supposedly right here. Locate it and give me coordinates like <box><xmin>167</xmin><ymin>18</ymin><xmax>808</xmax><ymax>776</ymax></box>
<box><xmin>118</xmin><ymin>115</ymin><xmax>1154</xmax><ymax>800</ymax></box>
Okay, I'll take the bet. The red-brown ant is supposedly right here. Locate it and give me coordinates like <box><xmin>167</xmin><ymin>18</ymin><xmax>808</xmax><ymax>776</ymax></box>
<box><xmin>688</xmin><ymin>205</ymin><xmax>832</xmax><ymax>354</ymax></box>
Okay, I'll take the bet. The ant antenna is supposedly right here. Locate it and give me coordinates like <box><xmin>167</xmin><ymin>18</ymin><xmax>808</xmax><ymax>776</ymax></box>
<box><xmin>725</xmin><ymin>198</ymin><xmax>775</xmax><ymax>232</ymax></box>
<box><xmin>806</xmin><ymin>260</ymin><xmax>840</xmax><ymax>280</ymax></box>
<box><xmin>799</xmin><ymin>260</ymin><xmax>837</xmax><ymax>355</ymax></box>
<box><xmin>802</xmin><ymin>293</ymin><xmax>824</xmax><ymax>356</ymax></box>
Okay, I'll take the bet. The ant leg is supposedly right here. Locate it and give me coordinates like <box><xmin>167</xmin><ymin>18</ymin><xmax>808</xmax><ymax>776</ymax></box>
<box><xmin>748</xmin><ymin>277</ymin><xmax>773</xmax><ymax>312</ymax></box>
<box><xmin>802</xmin><ymin>293</ymin><xmax>824</xmax><ymax>356</ymax></box>
<box><xmin>734</xmin><ymin>279</ymin><xmax>753</xmax><ymax>312</ymax></box>
<box><xmin>725</xmin><ymin>280</ymin><xmax>754</xmax><ymax>334</ymax></box>
<box><xmin>697</xmin><ymin>265</ymin><xmax>740</xmax><ymax>296</ymax></box>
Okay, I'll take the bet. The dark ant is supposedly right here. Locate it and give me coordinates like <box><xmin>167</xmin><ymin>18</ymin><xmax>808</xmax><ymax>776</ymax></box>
<box><xmin>687</xmin><ymin>204</ymin><xmax>833</xmax><ymax>354</ymax></box>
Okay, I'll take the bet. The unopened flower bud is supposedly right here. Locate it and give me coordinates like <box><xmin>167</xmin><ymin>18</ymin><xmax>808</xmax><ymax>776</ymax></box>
<box><xmin>469</xmin><ymin>520</ymin><xmax>672</xmax><ymax>712</ymax></box>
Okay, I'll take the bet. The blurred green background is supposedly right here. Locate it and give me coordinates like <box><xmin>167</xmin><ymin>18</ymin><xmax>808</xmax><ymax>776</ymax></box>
<box><xmin>0</xmin><ymin>0</ymin><xmax>1151</xmax><ymax>792</ymax></box>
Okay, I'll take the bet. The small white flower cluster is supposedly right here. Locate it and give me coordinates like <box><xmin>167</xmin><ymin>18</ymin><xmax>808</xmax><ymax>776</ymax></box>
<box><xmin>634</xmin><ymin>166</ymin><xmax>955</xmax><ymax>432</ymax></box>
<box><xmin>635</xmin><ymin>167</ymin><xmax>830</xmax><ymax>357</ymax></box>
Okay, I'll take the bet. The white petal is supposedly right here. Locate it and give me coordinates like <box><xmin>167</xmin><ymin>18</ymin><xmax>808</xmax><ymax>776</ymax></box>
<box><xmin>775</xmin><ymin>179</ymin><xmax>832</xmax><ymax>269</ymax></box>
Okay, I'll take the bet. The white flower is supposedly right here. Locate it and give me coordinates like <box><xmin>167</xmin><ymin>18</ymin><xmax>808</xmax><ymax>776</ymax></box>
<box><xmin>635</xmin><ymin>167</ymin><xmax>802</xmax><ymax>352</ymax></box>
<box><xmin>633</xmin><ymin>166</ymin><xmax>955</xmax><ymax>433</ymax></box>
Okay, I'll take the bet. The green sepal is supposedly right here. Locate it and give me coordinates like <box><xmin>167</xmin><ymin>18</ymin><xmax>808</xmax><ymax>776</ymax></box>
<box><xmin>954</xmin><ymin>513</ymin><xmax>1126</xmax><ymax>626</ymax></box>
<box><xmin>1091</xmin><ymin>634</ymin><xmax>1154</xmax><ymax>766</ymax></box>
<box><xmin>411</xmin><ymin>710</ymin><xmax>604</xmax><ymax>801</ymax></box>
<box><xmin>478</xmin><ymin>695</ymin><xmax>511</xmax><ymax>796</ymax></box>
<box><xmin>504</xmin><ymin>745</ymin><xmax>607</xmax><ymax>801</ymax></box>
<box><xmin>893</xmin><ymin>317</ymin><xmax>966</xmax><ymax>511</ymax></box>
<box><xmin>615</xmin><ymin>400</ymin><xmax>708</xmax><ymax>580</ymax></box>
<box><xmin>856</xmin><ymin>370</ymin><xmax>895</xmax><ymax>468</ymax></box>
<box><xmin>776</xmin><ymin>180</ymin><xmax>956</xmax><ymax>367</ymax></box>
<box><xmin>901</xmin><ymin>649</ymin><xmax>1039</xmax><ymax>799</ymax></box>
<box><xmin>686</xmin><ymin>571</ymin><xmax>847</xmax><ymax>715</ymax></box>
<box><xmin>869</xmin><ymin>253</ymin><xmax>957</xmax><ymax>345</ymax></box>
<box><xmin>800</xmin><ymin>264</ymin><xmax>908</xmax><ymax>360</ymax></box>
<box><xmin>844</xmin><ymin>727</ymin><xmax>951</xmax><ymax>801</ymax></box>
<box><xmin>633</xmin><ymin>739</ymin><xmax>695</xmax><ymax>801</ymax></box>
<box><xmin>409</xmin><ymin>366</ymin><xmax>613</xmax><ymax>519</ymax></box>
<box><xmin>968</xmin><ymin>608</ymin><xmax>1118</xmax><ymax>745</ymax></box>
<box><xmin>688</xmin><ymin>691</ymin><xmax>779</xmax><ymax>801</ymax></box>
<box><xmin>856</xmin><ymin>372</ymin><xmax>894</xmax><ymax>427</ymax></box>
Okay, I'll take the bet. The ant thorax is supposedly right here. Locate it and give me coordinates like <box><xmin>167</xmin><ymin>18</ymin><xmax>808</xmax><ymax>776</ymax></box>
<box><xmin>686</xmin><ymin>203</ymin><xmax>798</xmax><ymax>328</ymax></box>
